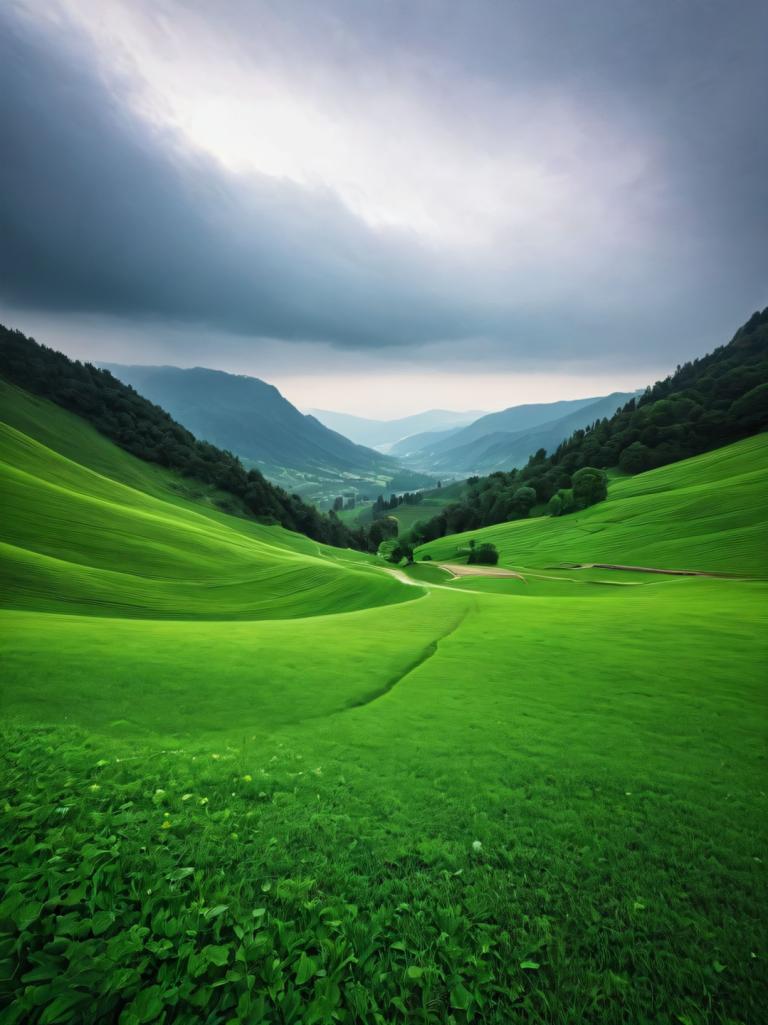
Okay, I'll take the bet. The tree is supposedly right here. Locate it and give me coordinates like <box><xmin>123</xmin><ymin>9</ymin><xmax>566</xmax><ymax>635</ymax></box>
<box><xmin>619</xmin><ymin>441</ymin><xmax>653</xmax><ymax>474</ymax></box>
<box><xmin>469</xmin><ymin>542</ymin><xmax>499</xmax><ymax>565</ymax></box>
<box><xmin>509</xmin><ymin>486</ymin><xmax>537</xmax><ymax>519</ymax></box>
<box><xmin>548</xmin><ymin>493</ymin><xmax>563</xmax><ymax>517</ymax></box>
<box><xmin>571</xmin><ymin>467</ymin><xmax>607</xmax><ymax>509</ymax></box>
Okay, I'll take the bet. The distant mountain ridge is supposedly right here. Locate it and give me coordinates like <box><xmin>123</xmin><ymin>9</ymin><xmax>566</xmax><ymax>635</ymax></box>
<box><xmin>399</xmin><ymin>392</ymin><xmax>640</xmax><ymax>473</ymax></box>
<box><xmin>309</xmin><ymin>408</ymin><xmax>486</xmax><ymax>450</ymax></box>
<box><xmin>101</xmin><ymin>364</ymin><xmax>395</xmax><ymax>479</ymax></box>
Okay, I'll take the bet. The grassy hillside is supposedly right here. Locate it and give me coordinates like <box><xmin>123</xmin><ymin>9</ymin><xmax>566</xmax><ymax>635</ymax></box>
<box><xmin>418</xmin><ymin>433</ymin><xmax>768</xmax><ymax>576</ymax></box>
<box><xmin>0</xmin><ymin>381</ymin><xmax>414</xmax><ymax>619</ymax></box>
<box><xmin>408</xmin><ymin>310</ymin><xmax>768</xmax><ymax>546</ymax></box>
<box><xmin>1</xmin><ymin>382</ymin><xmax>766</xmax><ymax>1024</ymax></box>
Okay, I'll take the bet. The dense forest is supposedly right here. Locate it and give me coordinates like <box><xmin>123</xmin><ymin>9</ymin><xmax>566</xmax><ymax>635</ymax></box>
<box><xmin>410</xmin><ymin>309</ymin><xmax>768</xmax><ymax>543</ymax></box>
<box><xmin>0</xmin><ymin>325</ymin><xmax>378</xmax><ymax>550</ymax></box>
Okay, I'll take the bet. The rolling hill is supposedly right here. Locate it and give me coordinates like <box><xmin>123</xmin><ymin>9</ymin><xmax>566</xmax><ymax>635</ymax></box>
<box><xmin>418</xmin><ymin>432</ymin><xmax>768</xmax><ymax>576</ymax></box>
<box><xmin>1</xmin><ymin>365</ymin><xmax>766</xmax><ymax>1023</ymax></box>
<box><xmin>0</xmin><ymin>379</ymin><xmax>410</xmax><ymax>620</ymax></box>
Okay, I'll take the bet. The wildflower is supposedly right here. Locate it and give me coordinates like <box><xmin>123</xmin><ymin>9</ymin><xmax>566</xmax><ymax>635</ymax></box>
<box><xmin>242</xmin><ymin>774</ymin><xmax>252</xmax><ymax>783</ymax></box>
<box><xmin>471</xmin><ymin>840</ymin><xmax>482</xmax><ymax>853</ymax></box>
<box><xmin>181</xmin><ymin>793</ymin><xmax>193</xmax><ymax>801</ymax></box>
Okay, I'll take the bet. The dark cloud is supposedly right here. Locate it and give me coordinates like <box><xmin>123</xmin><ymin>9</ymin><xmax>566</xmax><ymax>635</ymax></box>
<box><xmin>0</xmin><ymin>1</ymin><xmax>765</xmax><ymax>368</ymax></box>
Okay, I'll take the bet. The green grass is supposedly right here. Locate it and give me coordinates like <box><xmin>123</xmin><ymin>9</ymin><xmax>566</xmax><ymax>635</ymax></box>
<box><xmin>1</xmin><ymin>384</ymin><xmax>766</xmax><ymax>1024</ymax></box>
<box><xmin>419</xmin><ymin>433</ymin><xmax>768</xmax><ymax>577</ymax></box>
<box><xmin>0</xmin><ymin>383</ymin><xmax>413</xmax><ymax>619</ymax></box>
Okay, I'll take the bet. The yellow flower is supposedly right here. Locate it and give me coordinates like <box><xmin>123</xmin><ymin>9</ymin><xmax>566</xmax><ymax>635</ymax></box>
<box><xmin>161</xmin><ymin>820</ymin><xmax>172</xmax><ymax>830</ymax></box>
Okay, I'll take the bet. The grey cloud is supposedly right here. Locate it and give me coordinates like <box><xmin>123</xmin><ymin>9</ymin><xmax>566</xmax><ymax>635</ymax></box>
<box><xmin>0</xmin><ymin>1</ymin><xmax>766</xmax><ymax>368</ymax></box>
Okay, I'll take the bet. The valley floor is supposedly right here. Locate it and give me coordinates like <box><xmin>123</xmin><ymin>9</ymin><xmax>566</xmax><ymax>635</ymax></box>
<box><xmin>1</xmin><ymin>391</ymin><xmax>766</xmax><ymax>1024</ymax></box>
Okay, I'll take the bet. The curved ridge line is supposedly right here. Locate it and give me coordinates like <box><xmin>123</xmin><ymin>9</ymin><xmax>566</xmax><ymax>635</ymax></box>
<box><xmin>343</xmin><ymin>607</ymin><xmax>471</xmax><ymax>712</ymax></box>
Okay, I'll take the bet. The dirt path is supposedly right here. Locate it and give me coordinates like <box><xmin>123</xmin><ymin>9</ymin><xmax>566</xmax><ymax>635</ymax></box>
<box><xmin>438</xmin><ymin>562</ymin><xmax>526</xmax><ymax>581</ymax></box>
<box><xmin>563</xmin><ymin>562</ymin><xmax>743</xmax><ymax>579</ymax></box>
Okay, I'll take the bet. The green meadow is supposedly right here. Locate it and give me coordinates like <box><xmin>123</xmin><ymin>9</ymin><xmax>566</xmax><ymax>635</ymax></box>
<box><xmin>1</xmin><ymin>383</ymin><xmax>766</xmax><ymax>1024</ymax></box>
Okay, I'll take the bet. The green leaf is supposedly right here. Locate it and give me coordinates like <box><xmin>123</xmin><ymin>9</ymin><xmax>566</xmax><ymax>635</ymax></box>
<box><xmin>713</xmin><ymin>960</ymin><xmax>727</xmax><ymax>973</ymax></box>
<box><xmin>125</xmin><ymin>984</ymin><xmax>165</xmax><ymax>1023</ymax></box>
<box><xmin>406</xmin><ymin>965</ymin><xmax>423</xmax><ymax>980</ymax></box>
<box><xmin>14</xmin><ymin>901</ymin><xmax>43</xmax><ymax>931</ymax></box>
<box><xmin>203</xmin><ymin>904</ymin><xmax>228</xmax><ymax>921</ymax></box>
<box><xmin>519</xmin><ymin>961</ymin><xmax>540</xmax><ymax>970</ymax></box>
<box><xmin>91</xmin><ymin>910</ymin><xmax>115</xmax><ymax>935</ymax></box>
<box><xmin>202</xmin><ymin>944</ymin><xmax>230</xmax><ymax>967</ymax></box>
<box><xmin>295</xmin><ymin>951</ymin><xmax>316</xmax><ymax>985</ymax></box>
<box><xmin>450</xmin><ymin>982</ymin><xmax>473</xmax><ymax>1009</ymax></box>
<box><xmin>39</xmin><ymin>992</ymin><xmax>89</xmax><ymax>1025</ymax></box>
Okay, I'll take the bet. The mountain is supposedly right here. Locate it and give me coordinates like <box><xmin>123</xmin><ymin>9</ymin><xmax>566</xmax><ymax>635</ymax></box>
<box><xmin>418</xmin><ymin>395</ymin><xmax>617</xmax><ymax>457</ymax></box>
<box><xmin>395</xmin><ymin>392</ymin><xmax>638</xmax><ymax>474</ymax></box>
<box><xmin>415</xmin><ymin>392</ymin><xmax>640</xmax><ymax>474</ymax></box>
<box><xmin>0</xmin><ymin>326</ymin><xmax>370</xmax><ymax>549</ymax></box>
<box><xmin>309</xmin><ymin>408</ymin><xmax>487</xmax><ymax>450</ymax></box>
<box><xmin>389</xmin><ymin>426</ymin><xmax>467</xmax><ymax>456</ymax></box>
<box><xmin>406</xmin><ymin>308</ymin><xmax>768</xmax><ymax>544</ymax></box>
<box><xmin>98</xmin><ymin>364</ymin><xmax>434</xmax><ymax>504</ymax></box>
<box><xmin>101</xmin><ymin>364</ymin><xmax>391</xmax><ymax>475</ymax></box>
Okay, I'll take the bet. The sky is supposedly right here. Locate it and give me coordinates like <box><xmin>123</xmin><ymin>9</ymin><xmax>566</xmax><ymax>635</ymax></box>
<box><xmin>1</xmin><ymin>0</ymin><xmax>766</xmax><ymax>417</ymax></box>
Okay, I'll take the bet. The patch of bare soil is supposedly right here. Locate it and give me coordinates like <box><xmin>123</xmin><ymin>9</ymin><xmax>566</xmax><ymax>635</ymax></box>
<box><xmin>438</xmin><ymin>563</ymin><xmax>526</xmax><ymax>580</ymax></box>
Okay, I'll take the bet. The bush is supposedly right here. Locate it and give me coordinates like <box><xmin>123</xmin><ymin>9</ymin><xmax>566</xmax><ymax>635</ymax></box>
<box><xmin>468</xmin><ymin>542</ymin><xmax>499</xmax><ymax>565</ymax></box>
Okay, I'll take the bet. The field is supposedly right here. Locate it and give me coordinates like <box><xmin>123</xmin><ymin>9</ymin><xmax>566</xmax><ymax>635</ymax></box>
<box><xmin>1</xmin><ymin>385</ymin><xmax>766</xmax><ymax>1024</ymax></box>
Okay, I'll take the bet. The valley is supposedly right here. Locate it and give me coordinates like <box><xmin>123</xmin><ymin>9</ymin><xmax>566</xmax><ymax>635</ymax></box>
<box><xmin>1</xmin><ymin>357</ymin><xmax>766</xmax><ymax>1024</ymax></box>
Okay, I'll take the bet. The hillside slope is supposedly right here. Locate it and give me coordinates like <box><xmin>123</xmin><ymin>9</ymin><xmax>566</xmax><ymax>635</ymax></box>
<box><xmin>398</xmin><ymin>391</ymin><xmax>637</xmax><ymax>475</ymax></box>
<box><xmin>0</xmin><ymin>381</ymin><xmax>414</xmax><ymax>619</ymax></box>
<box><xmin>423</xmin><ymin>392</ymin><xmax>640</xmax><ymax>473</ymax></box>
<box><xmin>419</xmin><ymin>432</ymin><xmax>768</xmax><ymax>575</ymax></box>
<box><xmin>103</xmin><ymin>364</ymin><xmax>393</xmax><ymax>476</ymax></box>
<box><xmin>0</xmin><ymin>325</ymin><xmax>364</xmax><ymax>546</ymax></box>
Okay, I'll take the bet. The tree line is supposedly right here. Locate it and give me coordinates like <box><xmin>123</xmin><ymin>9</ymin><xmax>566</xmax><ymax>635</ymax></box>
<box><xmin>0</xmin><ymin>325</ymin><xmax>392</xmax><ymax>552</ymax></box>
<box><xmin>406</xmin><ymin>308</ymin><xmax>768</xmax><ymax>546</ymax></box>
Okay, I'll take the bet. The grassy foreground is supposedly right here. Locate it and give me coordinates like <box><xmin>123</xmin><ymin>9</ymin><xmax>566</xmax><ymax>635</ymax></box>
<box><xmin>1</xmin><ymin>387</ymin><xmax>766</xmax><ymax>1024</ymax></box>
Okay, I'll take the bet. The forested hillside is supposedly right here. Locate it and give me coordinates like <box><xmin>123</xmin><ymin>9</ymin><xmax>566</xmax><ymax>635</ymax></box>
<box><xmin>409</xmin><ymin>309</ymin><xmax>768</xmax><ymax>541</ymax></box>
<box><xmin>0</xmin><ymin>325</ymin><xmax>365</xmax><ymax>549</ymax></box>
<box><xmin>101</xmin><ymin>364</ymin><xmax>395</xmax><ymax>477</ymax></box>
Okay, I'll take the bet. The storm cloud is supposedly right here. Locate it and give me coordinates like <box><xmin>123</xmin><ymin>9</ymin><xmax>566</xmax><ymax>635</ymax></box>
<box><xmin>0</xmin><ymin>0</ymin><xmax>766</xmax><ymax>373</ymax></box>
